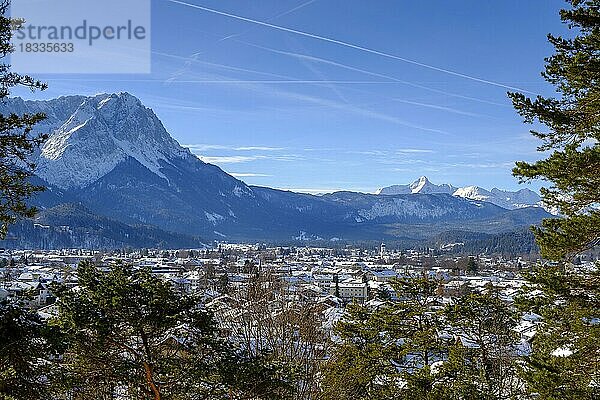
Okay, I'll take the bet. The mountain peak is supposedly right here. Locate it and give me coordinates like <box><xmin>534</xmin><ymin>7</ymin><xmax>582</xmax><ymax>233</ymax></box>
<box><xmin>377</xmin><ymin>176</ymin><xmax>455</xmax><ymax>195</ymax></box>
<box><xmin>95</xmin><ymin>92</ymin><xmax>142</xmax><ymax>109</ymax></box>
<box><xmin>452</xmin><ymin>186</ymin><xmax>541</xmax><ymax>210</ymax></box>
<box><xmin>378</xmin><ymin>178</ymin><xmax>542</xmax><ymax>210</ymax></box>
<box><xmin>26</xmin><ymin>93</ymin><xmax>193</xmax><ymax>189</ymax></box>
<box><xmin>453</xmin><ymin>185</ymin><xmax>492</xmax><ymax>199</ymax></box>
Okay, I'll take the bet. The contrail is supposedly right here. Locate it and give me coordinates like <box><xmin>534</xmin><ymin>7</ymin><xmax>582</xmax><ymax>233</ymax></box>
<box><xmin>165</xmin><ymin>0</ymin><xmax>318</xmax><ymax>85</ymax></box>
<box><xmin>241</xmin><ymin>41</ymin><xmax>510</xmax><ymax>107</ymax></box>
<box><xmin>48</xmin><ymin>78</ymin><xmax>468</xmax><ymax>84</ymax></box>
<box><xmin>272</xmin><ymin>0</ymin><xmax>318</xmax><ymax>19</ymax></box>
<box><xmin>166</xmin><ymin>0</ymin><xmax>538</xmax><ymax>95</ymax></box>
<box><xmin>153</xmin><ymin>49</ymin><xmax>301</xmax><ymax>80</ymax></box>
<box><xmin>391</xmin><ymin>99</ymin><xmax>483</xmax><ymax>118</ymax></box>
<box><xmin>219</xmin><ymin>0</ymin><xmax>317</xmax><ymax>42</ymax></box>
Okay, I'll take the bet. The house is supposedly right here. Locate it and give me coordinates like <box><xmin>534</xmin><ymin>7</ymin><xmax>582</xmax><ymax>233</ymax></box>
<box><xmin>7</xmin><ymin>281</ymin><xmax>53</xmax><ymax>306</ymax></box>
<box><xmin>442</xmin><ymin>280</ymin><xmax>470</xmax><ymax>297</ymax></box>
<box><xmin>368</xmin><ymin>269</ymin><xmax>398</xmax><ymax>282</ymax></box>
<box><xmin>329</xmin><ymin>279</ymin><xmax>368</xmax><ymax>302</ymax></box>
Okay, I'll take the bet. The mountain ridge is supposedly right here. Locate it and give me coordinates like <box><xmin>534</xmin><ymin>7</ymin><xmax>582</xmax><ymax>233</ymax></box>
<box><xmin>0</xmin><ymin>93</ymin><xmax>554</xmax><ymax>248</ymax></box>
<box><xmin>377</xmin><ymin>176</ymin><xmax>544</xmax><ymax>211</ymax></box>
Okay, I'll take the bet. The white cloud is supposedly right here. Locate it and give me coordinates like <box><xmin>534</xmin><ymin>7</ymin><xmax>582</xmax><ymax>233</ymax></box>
<box><xmin>184</xmin><ymin>144</ymin><xmax>285</xmax><ymax>152</ymax></box>
<box><xmin>199</xmin><ymin>155</ymin><xmax>267</xmax><ymax>164</ymax></box>
<box><xmin>185</xmin><ymin>144</ymin><xmax>231</xmax><ymax>151</ymax></box>
<box><xmin>198</xmin><ymin>153</ymin><xmax>303</xmax><ymax>165</ymax></box>
<box><xmin>396</xmin><ymin>148</ymin><xmax>435</xmax><ymax>154</ymax></box>
<box><xmin>230</xmin><ymin>173</ymin><xmax>272</xmax><ymax>177</ymax></box>
<box><xmin>234</xmin><ymin>146</ymin><xmax>285</xmax><ymax>151</ymax></box>
<box><xmin>349</xmin><ymin>149</ymin><xmax>434</xmax><ymax>156</ymax></box>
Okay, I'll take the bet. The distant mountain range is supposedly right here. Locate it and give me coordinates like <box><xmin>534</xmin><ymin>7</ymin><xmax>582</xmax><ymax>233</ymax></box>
<box><xmin>377</xmin><ymin>176</ymin><xmax>456</xmax><ymax>196</ymax></box>
<box><xmin>377</xmin><ymin>176</ymin><xmax>544</xmax><ymax>211</ymax></box>
<box><xmin>0</xmin><ymin>93</ymin><xmax>554</xmax><ymax>250</ymax></box>
<box><xmin>3</xmin><ymin>203</ymin><xmax>206</xmax><ymax>250</ymax></box>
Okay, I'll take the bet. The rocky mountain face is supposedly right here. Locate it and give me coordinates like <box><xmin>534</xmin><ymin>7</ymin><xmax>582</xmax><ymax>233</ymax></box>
<box><xmin>376</xmin><ymin>176</ymin><xmax>456</xmax><ymax>195</ymax></box>
<box><xmin>1</xmin><ymin>93</ymin><xmax>259</xmax><ymax>238</ymax></box>
<box><xmin>35</xmin><ymin>93</ymin><xmax>193</xmax><ymax>190</ymax></box>
<box><xmin>0</xmin><ymin>93</ymin><xmax>553</xmax><ymax>249</ymax></box>
<box><xmin>378</xmin><ymin>177</ymin><xmax>543</xmax><ymax>211</ymax></box>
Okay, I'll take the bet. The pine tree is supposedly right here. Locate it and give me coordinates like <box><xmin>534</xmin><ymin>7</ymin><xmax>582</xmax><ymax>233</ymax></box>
<box><xmin>509</xmin><ymin>0</ymin><xmax>600</xmax><ymax>260</ymax></box>
<box><xmin>0</xmin><ymin>3</ymin><xmax>54</xmax><ymax>398</ymax></box>
<box><xmin>53</xmin><ymin>262</ymin><xmax>292</xmax><ymax>400</ymax></box>
<box><xmin>443</xmin><ymin>293</ymin><xmax>522</xmax><ymax>399</ymax></box>
<box><xmin>387</xmin><ymin>277</ymin><xmax>450</xmax><ymax>399</ymax></box>
<box><xmin>516</xmin><ymin>264</ymin><xmax>600</xmax><ymax>399</ymax></box>
<box><xmin>0</xmin><ymin>300</ymin><xmax>63</xmax><ymax>399</ymax></box>
<box><xmin>0</xmin><ymin>0</ymin><xmax>48</xmax><ymax>239</ymax></box>
<box><xmin>320</xmin><ymin>302</ymin><xmax>399</xmax><ymax>400</ymax></box>
<box><xmin>321</xmin><ymin>277</ymin><xmax>451</xmax><ymax>400</ymax></box>
<box><xmin>509</xmin><ymin>1</ymin><xmax>600</xmax><ymax>398</ymax></box>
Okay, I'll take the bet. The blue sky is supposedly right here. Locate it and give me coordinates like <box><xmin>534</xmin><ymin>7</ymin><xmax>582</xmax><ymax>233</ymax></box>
<box><xmin>14</xmin><ymin>0</ymin><xmax>568</xmax><ymax>193</ymax></box>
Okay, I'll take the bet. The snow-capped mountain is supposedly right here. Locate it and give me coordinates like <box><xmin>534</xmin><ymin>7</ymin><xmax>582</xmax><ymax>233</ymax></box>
<box><xmin>0</xmin><ymin>93</ymin><xmax>257</xmax><ymax>236</ymax></box>
<box><xmin>0</xmin><ymin>94</ymin><xmax>552</xmax><ymax>246</ymax></box>
<box><xmin>452</xmin><ymin>186</ymin><xmax>495</xmax><ymax>202</ymax></box>
<box><xmin>20</xmin><ymin>93</ymin><xmax>193</xmax><ymax>189</ymax></box>
<box><xmin>376</xmin><ymin>176</ymin><xmax>456</xmax><ymax>195</ymax></box>
<box><xmin>453</xmin><ymin>186</ymin><xmax>542</xmax><ymax>210</ymax></box>
<box><xmin>378</xmin><ymin>177</ymin><xmax>542</xmax><ymax>210</ymax></box>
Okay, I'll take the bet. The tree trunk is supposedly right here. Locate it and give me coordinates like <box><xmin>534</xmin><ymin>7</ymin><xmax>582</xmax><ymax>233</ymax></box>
<box><xmin>143</xmin><ymin>362</ymin><xmax>161</xmax><ymax>400</ymax></box>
